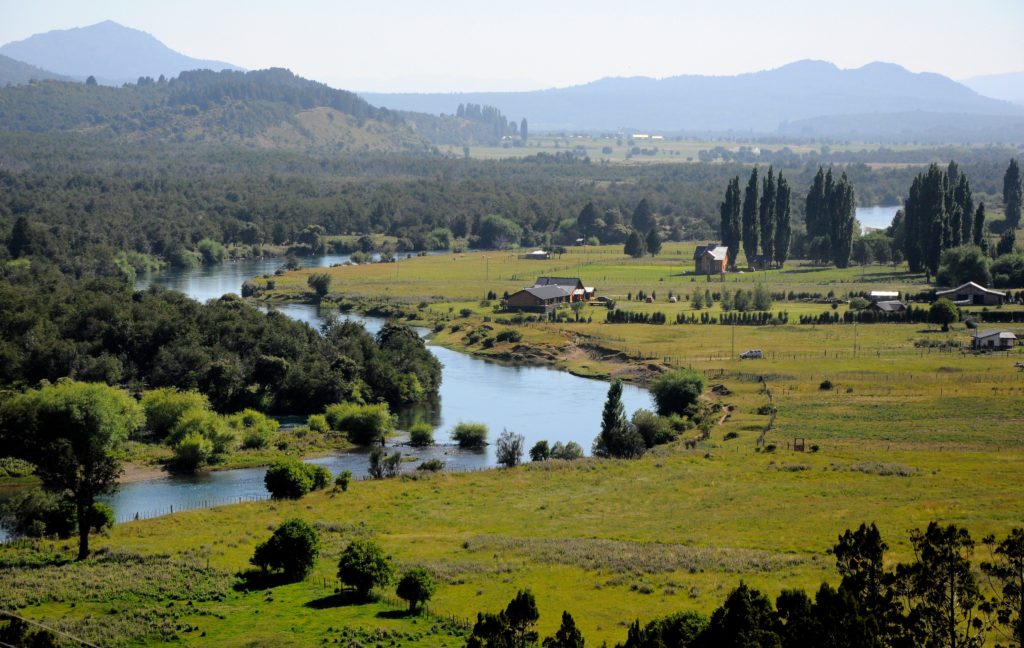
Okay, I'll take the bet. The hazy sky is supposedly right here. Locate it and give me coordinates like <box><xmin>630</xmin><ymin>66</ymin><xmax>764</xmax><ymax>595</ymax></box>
<box><xmin>1</xmin><ymin>0</ymin><xmax>1021</xmax><ymax>92</ymax></box>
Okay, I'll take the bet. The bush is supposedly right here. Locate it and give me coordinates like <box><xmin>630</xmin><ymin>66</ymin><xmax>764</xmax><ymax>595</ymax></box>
<box><xmin>408</xmin><ymin>422</ymin><xmax>434</xmax><ymax>446</ymax></box>
<box><xmin>251</xmin><ymin>518</ymin><xmax>320</xmax><ymax>581</ymax></box>
<box><xmin>529</xmin><ymin>440</ymin><xmax>551</xmax><ymax>462</ymax></box>
<box><xmin>173</xmin><ymin>431</ymin><xmax>214</xmax><ymax>471</ymax></box>
<box><xmin>141</xmin><ymin>388</ymin><xmax>210</xmax><ymax>439</ymax></box>
<box><xmin>228</xmin><ymin>409</ymin><xmax>280</xmax><ymax>450</ymax></box>
<box><xmin>325</xmin><ymin>402</ymin><xmax>395</xmax><ymax>445</ymax></box>
<box><xmin>496</xmin><ymin>429</ymin><xmax>525</xmax><ymax>467</ymax></box>
<box><xmin>819</xmin><ymin>380</ymin><xmax>834</xmax><ymax>391</ymax></box>
<box><xmin>396</xmin><ymin>567</ymin><xmax>436</xmax><ymax>613</ymax></box>
<box><xmin>264</xmin><ymin>459</ymin><xmax>330</xmax><ymax>499</ymax></box>
<box><xmin>307</xmin><ymin>273</ymin><xmax>331</xmax><ymax>298</ymax></box>
<box><xmin>550</xmin><ymin>441</ymin><xmax>583</xmax><ymax>460</ymax></box>
<box><xmin>368</xmin><ymin>447</ymin><xmax>402</xmax><ymax>479</ymax></box>
<box><xmin>452</xmin><ymin>422</ymin><xmax>488</xmax><ymax>449</ymax></box>
<box><xmin>334</xmin><ymin>469</ymin><xmax>353</xmax><ymax>491</ymax></box>
<box><xmin>0</xmin><ymin>489</ymin><xmax>76</xmax><ymax>538</ymax></box>
<box><xmin>307</xmin><ymin>414</ymin><xmax>329</xmax><ymax>433</ymax></box>
<box><xmin>169</xmin><ymin>408</ymin><xmax>236</xmax><ymax>455</ymax></box>
<box><xmin>724</xmin><ymin>431</ymin><xmax>739</xmax><ymax>441</ymax></box>
<box><xmin>417</xmin><ymin>459</ymin><xmax>444</xmax><ymax>472</ymax></box>
<box><xmin>650</xmin><ymin>369</ymin><xmax>706</xmax><ymax>417</ymax></box>
<box><xmin>337</xmin><ymin>539</ymin><xmax>393</xmax><ymax>598</ymax></box>
<box><xmin>632</xmin><ymin>409</ymin><xmax>677</xmax><ymax>448</ymax></box>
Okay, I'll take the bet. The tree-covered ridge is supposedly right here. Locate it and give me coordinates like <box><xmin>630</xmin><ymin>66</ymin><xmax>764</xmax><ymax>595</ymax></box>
<box><xmin>0</xmin><ymin>68</ymin><xmax>426</xmax><ymax>150</ymax></box>
<box><xmin>0</xmin><ymin>266</ymin><xmax>440</xmax><ymax>413</ymax></box>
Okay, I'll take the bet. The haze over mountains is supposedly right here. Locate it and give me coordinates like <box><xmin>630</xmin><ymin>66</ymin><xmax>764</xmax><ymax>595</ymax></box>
<box><xmin>0</xmin><ymin>20</ymin><xmax>1022</xmax><ymax>143</ymax></box>
<box><xmin>0</xmin><ymin>21</ymin><xmax>242</xmax><ymax>85</ymax></box>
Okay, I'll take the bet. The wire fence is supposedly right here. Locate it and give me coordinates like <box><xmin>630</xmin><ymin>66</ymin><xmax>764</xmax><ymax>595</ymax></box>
<box><xmin>113</xmin><ymin>493</ymin><xmax>271</xmax><ymax>525</ymax></box>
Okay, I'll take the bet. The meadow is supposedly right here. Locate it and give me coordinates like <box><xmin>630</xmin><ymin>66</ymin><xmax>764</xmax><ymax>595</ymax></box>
<box><xmin>4</xmin><ymin>244</ymin><xmax>1024</xmax><ymax>646</ymax></box>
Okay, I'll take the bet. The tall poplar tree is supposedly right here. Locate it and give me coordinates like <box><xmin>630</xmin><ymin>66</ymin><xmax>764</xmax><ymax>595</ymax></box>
<box><xmin>741</xmin><ymin>167</ymin><xmax>760</xmax><ymax>266</ymax></box>
<box><xmin>921</xmin><ymin>164</ymin><xmax>949</xmax><ymax>278</ymax></box>
<box><xmin>520</xmin><ymin>118</ymin><xmax>528</xmax><ymax>143</ymax></box>
<box><xmin>829</xmin><ymin>173</ymin><xmax>856</xmax><ymax>269</ymax></box>
<box><xmin>1005</xmin><ymin>158</ymin><xmax>1022</xmax><ymax>230</ymax></box>
<box><xmin>805</xmin><ymin>167</ymin><xmax>827</xmax><ymax>241</ymax></box>
<box><xmin>973</xmin><ymin>202</ymin><xmax>987</xmax><ymax>248</ymax></box>
<box><xmin>774</xmin><ymin>172</ymin><xmax>792</xmax><ymax>268</ymax></box>
<box><xmin>759</xmin><ymin>166</ymin><xmax>776</xmax><ymax>264</ymax></box>
<box><xmin>954</xmin><ymin>174</ymin><xmax>974</xmax><ymax>246</ymax></box>
<box><xmin>719</xmin><ymin>176</ymin><xmax>741</xmax><ymax>270</ymax></box>
<box><xmin>904</xmin><ymin>176</ymin><xmax>924</xmax><ymax>272</ymax></box>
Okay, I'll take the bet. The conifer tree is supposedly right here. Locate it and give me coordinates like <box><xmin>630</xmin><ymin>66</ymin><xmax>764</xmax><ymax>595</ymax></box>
<box><xmin>1005</xmin><ymin>158</ymin><xmax>1022</xmax><ymax>230</ymax></box>
<box><xmin>759</xmin><ymin>166</ymin><xmax>776</xmax><ymax>264</ymax></box>
<box><xmin>741</xmin><ymin>168</ymin><xmax>760</xmax><ymax>266</ymax></box>
<box><xmin>631</xmin><ymin>198</ymin><xmax>657</xmax><ymax>234</ymax></box>
<box><xmin>624</xmin><ymin>230</ymin><xmax>647</xmax><ymax>258</ymax></box>
<box><xmin>774</xmin><ymin>172</ymin><xmax>792</xmax><ymax>268</ymax></box>
<box><xmin>645</xmin><ymin>228</ymin><xmax>662</xmax><ymax>256</ymax></box>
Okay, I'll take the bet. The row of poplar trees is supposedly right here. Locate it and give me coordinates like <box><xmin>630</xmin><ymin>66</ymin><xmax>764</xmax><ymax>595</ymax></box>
<box><xmin>720</xmin><ymin>167</ymin><xmax>793</xmax><ymax>270</ymax></box>
<box><xmin>901</xmin><ymin>161</ymin><xmax>984</xmax><ymax>278</ymax></box>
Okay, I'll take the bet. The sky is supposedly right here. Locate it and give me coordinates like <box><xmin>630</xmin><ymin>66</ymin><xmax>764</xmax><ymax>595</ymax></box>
<box><xmin>1</xmin><ymin>0</ymin><xmax>1022</xmax><ymax>92</ymax></box>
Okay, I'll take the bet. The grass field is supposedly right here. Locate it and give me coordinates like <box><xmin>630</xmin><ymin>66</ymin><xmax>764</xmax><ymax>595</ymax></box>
<box><xmin>4</xmin><ymin>244</ymin><xmax>1024</xmax><ymax>646</ymax></box>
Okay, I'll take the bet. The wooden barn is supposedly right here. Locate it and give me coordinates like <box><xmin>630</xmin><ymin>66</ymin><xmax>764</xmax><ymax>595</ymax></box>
<box><xmin>935</xmin><ymin>282</ymin><xmax>1006</xmax><ymax>306</ymax></box>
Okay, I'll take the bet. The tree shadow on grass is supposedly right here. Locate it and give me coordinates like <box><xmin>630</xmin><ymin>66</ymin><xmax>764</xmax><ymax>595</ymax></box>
<box><xmin>304</xmin><ymin>590</ymin><xmax>368</xmax><ymax>609</ymax></box>
<box><xmin>376</xmin><ymin>609</ymin><xmax>417</xmax><ymax>620</ymax></box>
<box><xmin>233</xmin><ymin>569</ymin><xmax>296</xmax><ymax>592</ymax></box>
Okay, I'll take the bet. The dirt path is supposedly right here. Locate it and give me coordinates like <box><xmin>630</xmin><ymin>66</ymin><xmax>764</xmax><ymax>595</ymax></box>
<box><xmin>119</xmin><ymin>463</ymin><xmax>167</xmax><ymax>484</ymax></box>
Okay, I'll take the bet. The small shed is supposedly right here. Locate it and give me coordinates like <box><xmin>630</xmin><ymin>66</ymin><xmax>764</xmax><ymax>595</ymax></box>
<box><xmin>868</xmin><ymin>291</ymin><xmax>900</xmax><ymax>302</ymax></box>
<box><xmin>520</xmin><ymin>250</ymin><xmax>551</xmax><ymax>260</ymax></box>
<box><xmin>936</xmin><ymin>282</ymin><xmax>1006</xmax><ymax>306</ymax></box>
<box><xmin>972</xmin><ymin>330</ymin><xmax>1018</xmax><ymax>350</ymax></box>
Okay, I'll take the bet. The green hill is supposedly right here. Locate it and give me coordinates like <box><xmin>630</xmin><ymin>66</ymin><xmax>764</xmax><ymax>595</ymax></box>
<box><xmin>0</xmin><ymin>67</ymin><xmax>429</xmax><ymax>152</ymax></box>
<box><xmin>0</xmin><ymin>54</ymin><xmax>73</xmax><ymax>86</ymax></box>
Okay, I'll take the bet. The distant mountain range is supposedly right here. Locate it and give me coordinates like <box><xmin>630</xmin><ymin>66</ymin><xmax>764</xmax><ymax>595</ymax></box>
<box><xmin>0</xmin><ymin>21</ymin><xmax>242</xmax><ymax>85</ymax></box>
<box><xmin>961</xmin><ymin>71</ymin><xmax>1024</xmax><ymax>106</ymax></box>
<box><xmin>1</xmin><ymin>20</ymin><xmax>1022</xmax><ymax>144</ymax></box>
<box><xmin>362</xmin><ymin>60</ymin><xmax>1024</xmax><ymax>142</ymax></box>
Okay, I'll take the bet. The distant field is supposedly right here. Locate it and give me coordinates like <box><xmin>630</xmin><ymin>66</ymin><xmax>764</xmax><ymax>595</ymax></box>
<box><xmin>445</xmin><ymin>136</ymin><xmax>954</xmax><ymax>164</ymax></box>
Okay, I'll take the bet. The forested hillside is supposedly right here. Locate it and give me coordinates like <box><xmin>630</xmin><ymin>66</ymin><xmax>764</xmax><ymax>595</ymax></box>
<box><xmin>0</xmin><ymin>68</ymin><xmax>427</xmax><ymax>151</ymax></box>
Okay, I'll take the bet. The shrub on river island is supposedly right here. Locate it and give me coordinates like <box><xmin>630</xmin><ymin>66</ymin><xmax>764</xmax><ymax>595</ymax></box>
<box><xmin>264</xmin><ymin>459</ymin><xmax>331</xmax><ymax>499</ymax></box>
<box><xmin>409</xmin><ymin>421</ymin><xmax>434</xmax><ymax>446</ymax></box>
<box><xmin>452</xmin><ymin>422</ymin><xmax>488</xmax><ymax>449</ymax></box>
<box><xmin>325</xmin><ymin>402</ymin><xmax>395</xmax><ymax>445</ymax></box>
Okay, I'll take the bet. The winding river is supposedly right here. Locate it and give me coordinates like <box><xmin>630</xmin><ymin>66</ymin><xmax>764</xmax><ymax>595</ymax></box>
<box><xmin>76</xmin><ymin>253</ymin><xmax>649</xmax><ymax>524</ymax></box>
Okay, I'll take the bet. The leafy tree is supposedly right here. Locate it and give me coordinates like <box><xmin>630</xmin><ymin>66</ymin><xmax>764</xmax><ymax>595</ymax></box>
<box><xmin>936</xmin><ymin>246</ymin><xmax>992</xmax><ymax>287</ymax></box>
<box><xmin>334</xmin><ymin>469</ymin><xmax>352</xmax><ymax>491</ymax></box>
<box><xmin>529</xmin><ymin>440</ymin><xmax>551</xmax><ymax>462</ymax></box>
<box><xmin>992</xmin><ymin>253</ymin><xmax>1024</xmax><ymax>288</ymax></box>
<box><xmin>742</xmin><ymin>167</ymin><xmax>760</xmax><ymax>266</ymax></box>
<box><xmin>981</xmin><ymin>528</ymin><xmax>1024</xmax><ymax>646</ymax></box>
<box><xmin>720</xmin><ymin>176</ymin><xmax>742</xmax><ymax>270</ymax></box>
<box><xmin>631</xmin><ymin>409</ymin><xmax>676</xmax><ymax>448</ymax></box>
<box><xmin>251</xmin><ymin>518</ymin><xmax>320</xmax><ymax>581</ymax></box>
<box><xmin>1004</xmin><ymin>158</ymin><xmax>1022</xmax><ymax>230</ymax></box>
<box><xmin>396</xmin><ymin>567</ymin><xmax>436</xmax><ymax>613</ymax></box>
<box><xmin>173</xmin><ymin>430</ymin><xmax>214</xmax><ymax>471</ymax></box>
<box><xmin>929</xmin><ymin>298</ymin><xmax>959</xmax><ymax>332</ymax></box>
<box><xmin>496</xmin><ymin>429</ymin><xmax>525</xmax><ymax>467</ymax></box>
<box><xmin>0</xmin><ymin>381</ymin><xmax>143</xmax><ymax>559</ymax></box>
<box><xmin>228</xmin><ymin>408</ymin><xmax>280</xmax><ymax>449</ymax></box>
<box><xmin>544</xmin><ymin>611</ymin><xmax>585</xmax><ymax>648</ymax></box>
<box><xmin>307</xmin><ymin>272</ymin><xmax>331</xmax><ymax>299</ymax></box>
<box><xmin>168</xmin><ymin>408</ymin><xmax>236</xmax><ymax>456</ymax></box>
<box><xmin>853</xmin><ymin>238</ymin><xmax>874</xmax><ymax>268</ymax></box>
<box><xmin>337</xmin><ymin>538</ymin><xmax>393</xmax><ymax>598</ymax></box>
<box><xmin>997</xmin><ymin>229</ymin><xmax>1017</xmax><ymax>256</ymax></box>
<box><xmin>774</xmin><ymin>172</ymin><xmax>792</xmax><ymax>268</ymax></box>
<box><xmin>8</xmin><ymin>215</ymin><xmax>33</xmax><ymax>258</ymax></box>
<box><xmin>645</xmin><ymin>228</ymin><xmax>662</xmax><ymax>256</ymax></box>
<box><xmin>550</xmin><ymin>441</ymin><xmax>583</xmax><ymax>460</ymax></box>
<box><xmin>576</xmin><ymin>202</ymin><xmax>603</xmax><ymax>240</ymax></box>
<box><xmin>900</xmin><ymin>522</ymin><xmax>985</xmax><ymax>648</ymax></box>
<box><xmin>624</xmin><ymin>230</ymin><xmax>647</xmax><ymax>258</ymax></box>
<box><xmin>264</xmin><ymin>459</ymin><xmax>329</xmax><ymax>498</ymax></box>
<box><xmin>141</xmin><ymin>388</ymin><xmax>211</xmax><ymax>439</ymax></box>
<box><xmin>593</xmin><ymin>380</ymin><xmax>645</xmax><ymax>459</ymax></box>
<box><xmin>477</xmin><ymin>214</ymin><xmax>523</xmax><ymax>249</ymax></box>
<box><xmin>620</xmin><ymin>611</ymin><xmax>707</xmax><ymax>648</ymax></box>
<box><xmin>650</xmin><ymin>369</ymin><xmax>705</xmax><ymax>417</ymax></box>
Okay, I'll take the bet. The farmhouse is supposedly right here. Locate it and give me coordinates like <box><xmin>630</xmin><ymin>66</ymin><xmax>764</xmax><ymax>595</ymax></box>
<box><xmin>519</xmin><ymin>250</ymin><xmax>551</xmax><ymax>260</ymax></box>
<box><xmin>972</xmin><ymin>330</ymin><xmax>1018</xmax><ymax>350</ymax></box>
<box><xmin>505</xmin><ymin>285</ymin><xmax>571</xmax><ymax>313</ymax></box>
<box><xmin>935</xmin><ymin>282</ymin><xmax>1006</xmax><ymax>306</ymax></box>
<box><xmin>534</xmin><ymin>277</ymin><xmax>594</xmax><ymax>301</ymax></box>
<box><xmin>693</xmin><ymin>245</ymin><xmax>729</xmax><ymax>274</ymax></box>
<box><xmin>867</xmin><ymin>300</ymin><xmax>907</xmax><ymax>314</ymax></box>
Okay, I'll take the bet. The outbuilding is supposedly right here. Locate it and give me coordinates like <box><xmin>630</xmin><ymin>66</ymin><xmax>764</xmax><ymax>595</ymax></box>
<box><xmin>693</xmin><ymin>245</ymin><xmax>729</xmax><ymax>274</ymax></box>
<box><xmin>505</xmin><ymin>285</ymin><xmax>570</xmax><ymax>313</ymax></box>
<box><xmin>867</xmin><ymin>300</ymin><xmax>907</xmax><ymax>314</ymax></box>
<box><xmin>935</xmin><ymin>282</ymin><xmax>1006</xmax><ymax>306</ymax></box>
<box><xmin>972</xmin><ymin>330</ymin><xmax>1018</xmax><ymax>350</ymax></box>
<box><xmin>519</xmin><ymin>250</ymin><xmax>551</xmax><ymax>260</ymax></box>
